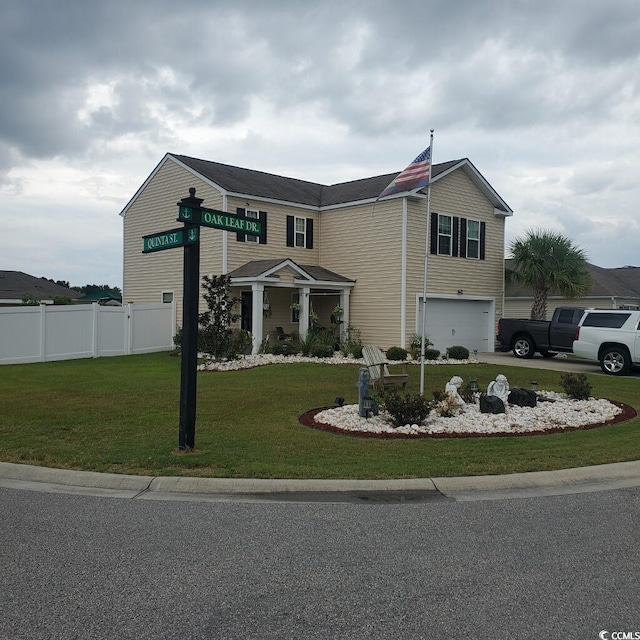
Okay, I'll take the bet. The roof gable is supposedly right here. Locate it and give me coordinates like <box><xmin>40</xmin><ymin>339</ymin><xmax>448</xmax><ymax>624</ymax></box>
<box><xmin>227</xmin><ymin>259</ymin><xmax>354</xmax><ymax>284</ymax></box>
<box><xmin>120</xmin><ymin>153</ymin><xmax>511</xmax><ymax>215</ymax></box>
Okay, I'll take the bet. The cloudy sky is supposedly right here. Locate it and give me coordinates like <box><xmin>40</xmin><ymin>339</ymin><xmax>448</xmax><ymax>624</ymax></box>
<box><xmin>2</xmin><ymin>0</ymin><xmax>639</xmax><ymax>288</ymax></box>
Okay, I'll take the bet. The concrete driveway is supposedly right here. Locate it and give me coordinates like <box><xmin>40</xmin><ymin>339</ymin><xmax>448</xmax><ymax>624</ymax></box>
<box><xmin>479</xmin><ymin>351</ymin><xmax>640</xmax><ymax>376</ymax></box>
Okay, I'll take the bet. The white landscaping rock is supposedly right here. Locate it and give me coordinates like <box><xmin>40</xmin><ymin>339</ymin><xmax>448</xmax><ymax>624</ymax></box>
<box><xmin>198</xmin><ymin>353</ymin><xmax>471</xmax><ymax>372</ymax></box>
<box><xmin>314</xmin><ymin>391</ymin><xmax>622</xmax><ymax>436</ymax></box>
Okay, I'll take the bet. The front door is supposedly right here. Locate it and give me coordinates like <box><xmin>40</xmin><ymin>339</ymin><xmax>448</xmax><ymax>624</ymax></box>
<box><xmin>241</xmin><ymin>291</ymin><xmax>252</xmax><ymax>332</ymax></box>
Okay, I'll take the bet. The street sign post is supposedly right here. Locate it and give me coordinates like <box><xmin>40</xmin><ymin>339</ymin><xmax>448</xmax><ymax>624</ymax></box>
<box><xmin>142</xmin><ymin>187</ymin><xmax>259</xmax><ymax>451</ymax></box>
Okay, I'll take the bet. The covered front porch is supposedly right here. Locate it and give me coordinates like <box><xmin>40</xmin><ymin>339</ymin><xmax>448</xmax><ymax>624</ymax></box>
<box><xmin>228</xmin><ymin>258</ymin><xmax>355</xmax><ymax>354</ymax></box>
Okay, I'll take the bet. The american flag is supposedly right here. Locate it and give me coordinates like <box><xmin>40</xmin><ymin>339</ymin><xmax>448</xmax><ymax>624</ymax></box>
<box><xmin>378</xmin><ymin>146</ymin><xmax>431</xmax><ymax>200</ymax></box>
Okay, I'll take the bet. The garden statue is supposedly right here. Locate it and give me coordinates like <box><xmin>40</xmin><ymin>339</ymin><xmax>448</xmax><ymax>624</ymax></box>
<box><xmin>487</xmin><ymin>374</ymin><xmax>510</xmax><ymax>405</ymax></box>
<box><xmin>445</xmin><ymin>376</ymin><xmax>466</xmax><ymax>408</ymax></box>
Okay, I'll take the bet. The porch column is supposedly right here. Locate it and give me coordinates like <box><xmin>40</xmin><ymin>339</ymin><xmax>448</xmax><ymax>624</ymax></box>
<box><xmin>299</xmin><ymin>286</ymin><xmax>311</xmax><ymax>340</ymax></box>
<box><xmin>251</xmin><ymin>283</ymin><xmax>264</xmax><ymax>354</ymax></box>
<box><xmin>340</xmin><ymin>289</ymin><xmax>350</xmax><ymax>343</ymax></box>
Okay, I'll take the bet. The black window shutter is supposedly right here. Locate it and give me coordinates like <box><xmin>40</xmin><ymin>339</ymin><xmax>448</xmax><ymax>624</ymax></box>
<box><xmin>286</xmin><ymin>215</ymin><xmax>294</xmax><ymax>247</ymax></box>
<box><xmin>480</xmin><ymin>222</ymin><xmax>486</xmax><ymax>260</ymax></box>
<box><xmin>306</xmin><ymin>218</ymin><xmax>314</xmax><ymax>249</ymax></box>
<box><xmin>236</xmin><ymin>207</ymin><xmax>246</xmax><ymax>242</ymax></box>
<box><xmin>430</xmin><ymin>212</ymin><xmax>438</xmax><ymax>255</ymax></box>
<box><xmin>459</xmin><ymin>218</ymin><xmax>467</xmax><ymax>258</ymax></box>
<box><xmin>452</xmin><ymin>217</ymin><xmax>459</xmax><ymax>257</ymax></box>
<box><xmin>259</xmin><ymin>211</ymin><xmax>267</xmax><ymax>245</ymax></box>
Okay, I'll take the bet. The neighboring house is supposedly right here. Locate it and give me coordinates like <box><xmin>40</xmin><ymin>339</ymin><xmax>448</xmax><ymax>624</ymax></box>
<box><xmin>0</xmin><ymin>271</ymin><xmax>82</xmax><ymax>306</ymax></box>
<box><xmin>77</xmin><ymin>289</ymin><xmax>123</xmax><ymax>306</ymax></box>
<box><xmin>121</xmin><ymin>153</ymin><xmax>513</xmax><ymax>353</ymax></box>
<box><xmin>504</xmin><ymin>261</ymin><xmax>640</xmax><ymax>319</ymax></box>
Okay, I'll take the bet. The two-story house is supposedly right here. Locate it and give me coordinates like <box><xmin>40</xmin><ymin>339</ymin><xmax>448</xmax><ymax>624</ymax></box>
<box><xmin>121</xmin><ymin>153</ymin><xmax>512</xmax><ymax>353</ymax></box>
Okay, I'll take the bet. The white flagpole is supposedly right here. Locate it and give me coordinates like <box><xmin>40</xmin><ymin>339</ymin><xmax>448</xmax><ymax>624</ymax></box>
<box><xmin>420</xmin><ymin>129</ymin><xmax>435</xmax><ymax>396</ymax></box>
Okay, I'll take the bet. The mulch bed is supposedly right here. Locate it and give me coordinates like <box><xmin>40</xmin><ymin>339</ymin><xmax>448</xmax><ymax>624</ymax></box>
<box><xmin>298</xmin><ymin>401</ymin><xmax>637</xmax><ymax>440</ymax></box>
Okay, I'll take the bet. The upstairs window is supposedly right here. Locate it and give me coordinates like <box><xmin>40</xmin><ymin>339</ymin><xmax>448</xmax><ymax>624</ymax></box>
<box><xmin>431</xmin><ymin>212</ymin><xmax>485</xmax><ymax>260</ymax></box>
<box><xmin>295</xmin><ymin>217</ymin><xmax>306</xmax><ymax>247</ymax></box>
<box><xmin>437</xmin><ymin>215</ymin><xmax>452</xmax><ymax>255</ymax></box>
<box><xmin>466</xmin><ymin>219</ymin><xmax>480</xmax><ymax>259</ymax></box>
<box><xmin>286</xmin><ymin>216</ymin><xmax>314</xmax><ymax>249</ymax></box>
<box><xmin>236</xmin><ymin>208</ymin><xmax>267</xmax><ymax>244</ymax></box>
<box><xmin>245</xmin><ymin>209</ymin><xmax>259</xmax><ymax>243</ymax></box>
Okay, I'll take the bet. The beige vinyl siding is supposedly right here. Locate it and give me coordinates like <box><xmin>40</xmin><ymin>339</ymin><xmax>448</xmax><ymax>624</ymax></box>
<box><xmin>320</xmin><ymin>199</ymin><xmax>403</xmax><ymax>348</ymax></box>
<box><xmin>225</xmin><ymin>198</ymin><xmax>319</xmax><ymax>271</ymax></box>
<box><xmin>123</xmin><ymin>159</ymin><xmax>224</xmax><ymax>322</ymax></box>
<box><xmin>404</xmin><ymin>170</ymin><xmax>506</xmax><ymax>337</ymax></box>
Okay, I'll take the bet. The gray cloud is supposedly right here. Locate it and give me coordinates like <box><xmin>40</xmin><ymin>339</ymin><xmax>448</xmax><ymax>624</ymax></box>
<box><xmin>1</xmin><ymin>0</ymin><xmax>640</xmax><ymax>283</ymax></box>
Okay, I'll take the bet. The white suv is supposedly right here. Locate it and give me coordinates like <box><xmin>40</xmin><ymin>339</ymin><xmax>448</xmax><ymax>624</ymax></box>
<box><xmin>573</xmin><ymin>309</ymin><xmax>640</xmax><ymax>375</ymax></box>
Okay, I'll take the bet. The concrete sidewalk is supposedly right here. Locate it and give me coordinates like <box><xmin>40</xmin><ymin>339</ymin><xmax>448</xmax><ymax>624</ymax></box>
<box><xmin>2</xmin><ymin>460</ymin><xmax>640</xmax><ymax>503</ymax></box>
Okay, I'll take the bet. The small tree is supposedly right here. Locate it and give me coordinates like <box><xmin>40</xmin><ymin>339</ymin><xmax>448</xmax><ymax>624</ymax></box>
<box><xmin>507</xmin><ymin>229</ymin><xmax>591</xmax><ymax>320</ymax></box>
<box><xmin>198</xmin><ymin>274</ymin><xmax>244</xmax><ymax>360</ymax></box>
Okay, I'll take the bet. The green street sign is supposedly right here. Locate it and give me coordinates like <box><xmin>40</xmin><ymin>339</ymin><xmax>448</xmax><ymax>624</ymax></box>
<box><xmin>142</xmin><ymin>227</ymin><xmax>199</xmax><ymax>253</ymax></box>
<box><xmin>177</xmin><ymin>206</ymin><xmax>261</xmax><ymax>235</ymax></box>
<box><xmin>178</xmin><ymin>205</ymin><xmax>195</xmax><ymax>222</ymax></box>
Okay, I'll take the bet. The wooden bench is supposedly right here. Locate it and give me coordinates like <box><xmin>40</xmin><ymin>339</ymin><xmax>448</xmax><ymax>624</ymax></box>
<box><xmin>362</xmin><ymin>345</ymin><xmax>408</xmax><ymax>389</ymax></box>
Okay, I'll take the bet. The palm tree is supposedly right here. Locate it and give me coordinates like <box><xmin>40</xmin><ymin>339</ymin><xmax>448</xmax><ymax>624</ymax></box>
<box><xmin>506</xmin><ymin>229</ymin><xmax>591</xmax><ymax>320</ymax></box>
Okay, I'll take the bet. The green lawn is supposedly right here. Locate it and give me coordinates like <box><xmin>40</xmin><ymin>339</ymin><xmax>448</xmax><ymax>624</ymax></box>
<box><xmin>0</xmin><ymin>352</ymin><xmax>638</xmax><ymax>478</ymax></box>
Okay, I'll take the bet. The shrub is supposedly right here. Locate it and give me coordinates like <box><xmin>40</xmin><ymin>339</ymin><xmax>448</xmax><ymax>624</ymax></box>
<box><xmin>297</xmin><ymin>333</ymin><xmax>320</xmax><ymax>357</ymax></box>
<box><xmin>434</xmin><ymin>394</ymin><xmax>462</xmax><ymax>418</ymax></box>
<box><xmin>229</xmin><ymin>329</ymin><xmax>252</xmax><ymax>356</ymax></box>
<box><xmin>271</xmin><ymin>340</ymin><xmax>301</xmax><ymax>356</ymax></box>
<box><xmin>424</xmin><ymin>348</ymin><xmax>441</xmax><ymax>360</ymax></box>
<box><xmin>259</xmin><ymin>336</ymin><xmax>273</xmax><ymax>354</ymax></box>
<box><xmin>198</xmin><ymin>274</ymin><xmax>243</xmax><ymax>360</ymax></box>
<box><xmin>459</xmin><ymin>379</ymin><xmax>477</xmax><ymax>404</ymax></box>
<box><xmin>379</xmin><ymin>388</ymin><xmax>433</xmax><ymax>427</ymax></box>
<box><xmin>340</xmin><ymin>324</ymin><xmax>363</xmax><ymax>358</ymax></box>
<box><xmin>349</xmin><ymin>344</ymin><xmax>363</xmax><ymax>359</ymax></box>
<box><xmin>560</xmin><ymin>372</ymin><xmax>592</xmax><ymax>400</ymax></box>
<box><xmin>310</xmin><ymin>344</ymin><xmax>335</xmax><ymax>358</ymax></box>
<box><xmin>173</xmin><ymin>327</ymin><xmax>183</xmax><ymax>352</ymax></box>
<box><xmin>386</xmin><ymin>346</ymin><xmax>408</xmax><ymax>361</ymax></box>
<box><xmin>446</xmin><ymin>345</ymin><xmax>470</xmax><ymax>360</ymax></box>
<box><xmin>409</xmin><ymin>333</ymin><xmax>432</xmax><ymax>360</ymax></box>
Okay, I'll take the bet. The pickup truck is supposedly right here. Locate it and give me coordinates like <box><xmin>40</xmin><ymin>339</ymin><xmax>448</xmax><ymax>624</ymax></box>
<box><xmin>496</xmin><ymin>307</ymin><xmax>586</xmax><ymax>359</ymax></box>
<box><xmin>572</xmin><ymin>309</ymin><xmax>640</xmax><ymax>375</ymax></box>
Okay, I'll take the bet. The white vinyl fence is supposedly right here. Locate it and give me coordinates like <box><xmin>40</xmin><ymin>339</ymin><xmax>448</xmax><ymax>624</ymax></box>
<box><xmin>0</xmin><ymin>302</ymin><xmax>176</xmax><ymax>365</ymax></box>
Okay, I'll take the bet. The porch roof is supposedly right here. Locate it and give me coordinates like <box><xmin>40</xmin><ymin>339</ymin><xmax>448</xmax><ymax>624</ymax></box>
<box><xmin>227</xmin><ymin>258</ymin><xmax>355</xmax><ymax>285</ymax></box>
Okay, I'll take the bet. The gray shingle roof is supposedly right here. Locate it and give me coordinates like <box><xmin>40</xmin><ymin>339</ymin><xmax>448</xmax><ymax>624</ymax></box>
<box><xmin>505</xmin><ymin>261</ymin><xmax>640</xmax><ymax>298</ymax></box>
<box><xmin>171</xmin><ymin>154</ymin><xmax>464</xmax><ymax>207</ymax></box>
<box><xmin>0</xmin><ymin>271</ymin><xmax>82</xmax><ymax>301</ymax></box>
<box><xmin>227</xmin><ymin>259</ymin><xmax>353</xmax><ymax>283</ymax></box>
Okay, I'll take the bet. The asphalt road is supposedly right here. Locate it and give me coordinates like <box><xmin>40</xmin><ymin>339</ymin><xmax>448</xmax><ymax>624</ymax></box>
<box><xmin>2</xmin><ymin>486</ymin><xmax>639</xmax><ymax>640</ymax></box>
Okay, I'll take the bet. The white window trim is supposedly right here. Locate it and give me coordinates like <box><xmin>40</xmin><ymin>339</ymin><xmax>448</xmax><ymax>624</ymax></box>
<box><xmin>295</xmin><ymin>216</ymin><xmax>306</xmax><ymax>248</ymax></box>
<box><xmin>467</xmin><ymin>218</ymin><xmax>480</xmax><ymax>260</ymax></box>
<box><xmin>438</xmin><ymin>214</ymin><xmax>452</xmax><ymax>256</ymax></box>
<box><xmin>246</xmin><ymin>209</ymin><xmax>259</xmax><ymax>243</ymax></box>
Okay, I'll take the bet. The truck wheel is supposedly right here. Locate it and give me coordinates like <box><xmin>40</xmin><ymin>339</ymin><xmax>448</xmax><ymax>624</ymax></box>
<box><xmin>599</xmin><ymin>346</ymin><xmax>631</xmax><ymax>375</ymax></box>
<box><xmin>513</xmin><ymin>336</ymin><xmax>535</xmax><ymax>359</ymax></box>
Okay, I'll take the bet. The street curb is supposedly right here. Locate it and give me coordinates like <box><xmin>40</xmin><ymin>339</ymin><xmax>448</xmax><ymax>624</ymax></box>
<box><xmin>2</xmin><ymin>460</ymin><xmax>640</xmax><ymax>500</ymax></box>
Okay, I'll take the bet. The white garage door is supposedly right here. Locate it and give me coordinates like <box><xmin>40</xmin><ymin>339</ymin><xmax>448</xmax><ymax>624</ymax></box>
<box><xmin>417</xmin><ymin>298</ymin><xmax>493</xmax><ymax>354</ymax></box>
